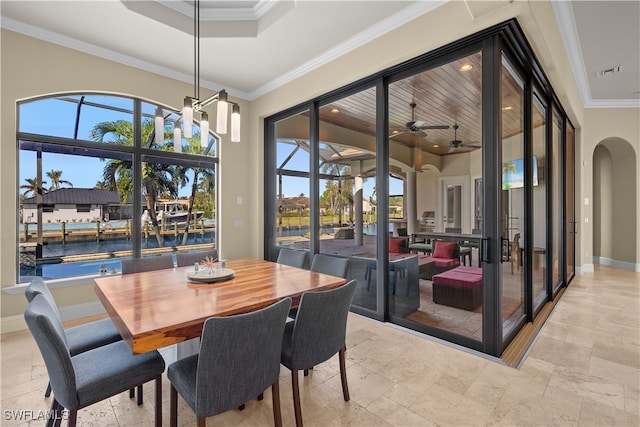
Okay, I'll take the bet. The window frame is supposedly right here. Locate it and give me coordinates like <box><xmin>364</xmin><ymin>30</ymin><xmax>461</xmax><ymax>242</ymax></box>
<box><xmin>16</xmin><ymin>92</ymin><xmax>219</xmax><ymax>282</ymax></box>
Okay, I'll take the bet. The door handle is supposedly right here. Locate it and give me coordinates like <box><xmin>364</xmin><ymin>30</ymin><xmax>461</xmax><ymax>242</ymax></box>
<box><xmin>501</xmin><ymin>237</ymin><xmax>510</xmax><ymax>262</ymax></box>
<box><xmin>480</xmin><ymin>238</ymin><xmax>490</xmax><ymax>263</ymax></box>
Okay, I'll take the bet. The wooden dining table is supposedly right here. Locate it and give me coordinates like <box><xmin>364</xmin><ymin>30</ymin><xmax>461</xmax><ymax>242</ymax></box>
<box><xmin>94</xmin><ymin>258</ymin><xmax>347</xmax><ymax>354</ymax></box>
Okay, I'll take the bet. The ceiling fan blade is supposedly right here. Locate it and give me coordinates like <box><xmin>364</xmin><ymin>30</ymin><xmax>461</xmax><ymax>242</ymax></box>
<box><xmin>417</xmin><ymin>124</ymin><xmax>450</xmax><ymax>130</ymax></box>
<box><xmin>415</xmin><ymin>130</ymin><xmax>427</xmax><ymax>138</ymax></box>
<box><xmin>448</xmin><ymin>145</ymin><xmax>457</xmax><ymax>154</ymax></box>
<box><xmin>389</xmin><ymin>131</ymin><xmax>407</xmax><ymax>139</ymax></box>
<box><xmin>466</xmin><ymin>144</ymin><xmax>482</xmax><ymax>149</ymax></box>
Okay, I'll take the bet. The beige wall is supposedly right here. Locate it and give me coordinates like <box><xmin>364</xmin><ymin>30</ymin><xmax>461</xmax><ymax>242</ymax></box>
<box><xmin>585</xmin><ymin>109</ymin><xmax>639</xmax><ymax>267</ymax></box>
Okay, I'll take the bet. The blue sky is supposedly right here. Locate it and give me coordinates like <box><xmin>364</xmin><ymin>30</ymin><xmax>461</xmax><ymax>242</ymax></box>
<box><xmin>19</xmin><ymin>96</ymin><xmax>403</xmax><ymax>200</ymax></box>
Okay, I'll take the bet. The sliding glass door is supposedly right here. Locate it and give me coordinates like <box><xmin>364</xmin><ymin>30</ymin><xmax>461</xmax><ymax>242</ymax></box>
<box><xmin>264</xmin><ymin>20</ymin><xmax>575</xmax><ymax>358</ymax></box>
<box><xmin>532</xmin><ymin>89</ymin><xmax>548</xmax><ymax>313</ymax></box>
<box><xmin>387</xmin><ymin>49</ymin><xmax>484</xmax><ymax>346</ymax></box>
<box><xmin>499</xmin><ymin>54</ymin><xmax>526</xmax><ymax>339</ymax></box>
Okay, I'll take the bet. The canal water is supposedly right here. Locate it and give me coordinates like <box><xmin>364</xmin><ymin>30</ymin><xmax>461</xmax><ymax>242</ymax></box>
<box><xmin>21</xmin><ymin>224</ymin><xmax>380</xmax><ymax>281</ymax></box>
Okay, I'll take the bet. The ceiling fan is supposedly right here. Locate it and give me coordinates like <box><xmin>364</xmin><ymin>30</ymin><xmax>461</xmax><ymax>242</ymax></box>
<box><xmin>448</xmin><ymin>124</ymin><xmax>481</xmax><ymax>153</ymax></box>
<box><xmin>390</xmin><ymin>102</ymin><xmax>449</xmax><ymax>138</ymax></box>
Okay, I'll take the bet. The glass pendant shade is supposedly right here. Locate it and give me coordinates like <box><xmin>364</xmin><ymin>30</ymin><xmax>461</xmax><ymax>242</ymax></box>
<box><xmin>173</xmin><ymin>122</ymin><xmax>182</xmax><ymax>153</ymax></box>
<box><xmin>183</xmin><ymin>97</ymin><xmax>193</xmax><ymax>138</ymax></box>
<box><xmin>200</xmin><ymin>111</ymin><xmax>209</xmax><ymax>147</ymax></box>
<box><xmin>231</xmin><ymin>104</ymin><xmax>241</xmax><ymax>142</ymax></box>
<box><xmin>216</xmin><ymin>90</ymin><xmax>228</xmax><ymax>134</ymax></box>
<box><xmin>154</xmin><ymin>107</ymin><xmax>164</xmax><ymax>145</ymax></box>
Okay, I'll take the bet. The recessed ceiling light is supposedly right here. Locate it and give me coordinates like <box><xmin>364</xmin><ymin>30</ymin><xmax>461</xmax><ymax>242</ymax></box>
<box><xmin>434</xmin><ymin>144</ymin><xmax>439</xmax><ymax>148</ymax></box>
<box><xmin>502</xmin><ymin>106</ymin><xmax>513</xmax><ymax>111</ymax></box>
<box><xmin>459</xmin><ymin>64</ymin><xmax>473</xmax><ymax>72</ymax></box>
<box><xmin>331</xmin><ymin>107</ymin><xmax>340</xmax><ymax>113</ymax></box>
<box><xmin>391</xmin><ymin>130</ymin><xmax>399</xmax><ymax>135</ymax></box>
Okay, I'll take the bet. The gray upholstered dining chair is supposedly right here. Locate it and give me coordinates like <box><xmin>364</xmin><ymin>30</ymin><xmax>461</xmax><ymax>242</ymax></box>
<box><xmin>120</xmin><ymin>253</ymin><xmax>174</xmax><ymax>402</ymax></box>
<box><xmin>276</xmin><ymin>247</ymin><xmax>309</xmax><ymax>269</ymax></box>
<box><xmin>120</xmin><ymin>254</ymin><xmax>174</xmax><ymax>274</ymax></box>
<box><xmin>24</xmin><ymin>277</ymin><xmax>123</xmax><ymax>399</ymax></box>
<box><xmin>176</xmin><ymin>249</ymin><xmax>218</xmax><ymax>267</ymax></box>
<box><xmin>287</xmin><ymin>254</ymin><xmax>350</xmax><ymax>320</ymax></box>
<box><xmin>280</xmin><ymin>280</ymin><xmax>357</xmax><ymax>427</ymax></box>
<box><xmin>24</xmin><ymin>294</ymin><xmax>166</xmax><ymax>427</ymax></box>
<box><xmin>167</xmin><ymin>298</ymin><xmax>291</xmax><ymax>427</ymax></box>
<box><xmin>309</xmin><ymin>254</ymin><xmax>350</xmax><ymax>278</ymax></box>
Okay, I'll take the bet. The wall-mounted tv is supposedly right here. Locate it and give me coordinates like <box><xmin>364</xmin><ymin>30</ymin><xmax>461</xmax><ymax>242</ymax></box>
<box><xmin>502</xmin><ymin>156</ymin><xmax>538</xmax><ymax>190</ymax></box>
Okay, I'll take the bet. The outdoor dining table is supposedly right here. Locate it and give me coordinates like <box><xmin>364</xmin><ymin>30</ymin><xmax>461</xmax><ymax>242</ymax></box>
<box><xmin>94</xmin><ymin>258</ymin><xmax>347</xmax><ymax>354</ymax></box>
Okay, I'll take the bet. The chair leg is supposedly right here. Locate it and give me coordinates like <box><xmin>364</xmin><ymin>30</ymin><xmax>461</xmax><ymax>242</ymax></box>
<box><xmin>129</xmin><ymin>387</ymin><xmax>135</xmax><ymax>399</ymax></box>
<box><xmin>271</xmin><ymin>380</ymin><xmax>283</xmax><ymax>427</ymax></box>
<box><xmin>137</xmin><ymin>384</ymin><xmax>143</xmax><ymax>405</ymax></box>
<box><xmin>170</xmin><ymin>385</ymin><xmax>178</xmax><ymax>427</ymax></box>
<box><xmin>258</xmin><ymin>392</ymin><xmax>264</xmax><ymax>401</ymax></box>
<box><xmin>339</xmin><ymin>346</ymin><xmax>350</xmax><ymax>401</ymax></box>
<box><xmin>197</xmin><ymin>418</ymin><xmax>206</xmax><ymax>427</ymax></box>
<box><xmin>67</xmin><ymin>409</ymin><xmax>78</xmax><ymax>427</ymax></box>
<box><xmin>45</xmin><ymin>382</ymin><xmax>52</xmax><ymax>398</ymax></box>
<box><xmin>155</xmin><ymin>376</ymin><xmax>162</xmax><ymax>427</ymax></box>
<box><xmin>291</xmin><ymin>370</ymin><xmax>303</xmax><ymax>427</ymax></box>
<box><xmin>54</xmin><ymin>401</ymin><xmax>65</xmax><ymax>427</ymax></box>
<box><xmin>46</xmin><ymin>399</ymin><xmax>58</xmax><ymax>427</ymax></box>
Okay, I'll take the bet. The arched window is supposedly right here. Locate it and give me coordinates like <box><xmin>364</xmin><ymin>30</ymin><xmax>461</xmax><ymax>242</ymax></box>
<box><xmin>17</xmin><ymin>93</ymin><xmax>217</xmax><ymax>282</ymax></box>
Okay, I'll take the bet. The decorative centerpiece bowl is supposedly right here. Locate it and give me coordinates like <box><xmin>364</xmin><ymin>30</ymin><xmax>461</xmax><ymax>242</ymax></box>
<box><xmin>186</xmin><ymin>256</ymin><xmax>234</xmax><ymax>284</ymax></box>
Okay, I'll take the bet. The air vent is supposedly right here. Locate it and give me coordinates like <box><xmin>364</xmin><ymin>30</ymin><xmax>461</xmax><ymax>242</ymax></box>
<box><xmin>595</xmin><ymin>66</ymin><xmax>623</xmax><ymax>77</ymax></box>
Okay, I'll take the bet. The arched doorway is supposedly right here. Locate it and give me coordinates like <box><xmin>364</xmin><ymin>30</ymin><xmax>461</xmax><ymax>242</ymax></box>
<box><xmin>593</xmin><ymin>138</ymin><xmax>637</xmax><ymax>270</ymax></box>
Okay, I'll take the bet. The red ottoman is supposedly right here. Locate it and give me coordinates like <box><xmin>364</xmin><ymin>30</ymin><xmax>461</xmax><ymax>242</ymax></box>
<box><xmin>432</xmin><ymin>266</ymin><xmax>482</xmax><ymax>311</ymax></box>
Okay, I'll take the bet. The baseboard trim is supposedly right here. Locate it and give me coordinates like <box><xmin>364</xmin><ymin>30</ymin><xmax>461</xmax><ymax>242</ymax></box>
<box><xmin>577</xmin><ymin>263</ymin><xmax>594</xmax><ymax>274</ymax></box>
<box><xmin>593</xmin><ymin>256</ymin><xmax>639</xmax><ymax>272</ymax></box>
<box><xmin>1</xmin><ymin>301</ymin><xmax>106</xmax><ymax>334</ymax></box>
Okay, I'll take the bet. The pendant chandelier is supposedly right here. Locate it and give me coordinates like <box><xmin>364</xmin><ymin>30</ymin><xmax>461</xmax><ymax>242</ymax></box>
<box><xmin>165</xmin><ymin>0</ymin><xmax>241</xmax><ymax>149</ymax></box>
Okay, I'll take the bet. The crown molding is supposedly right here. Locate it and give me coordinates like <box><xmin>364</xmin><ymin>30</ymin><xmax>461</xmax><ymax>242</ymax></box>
<box><xmin>551</xmin><ymin>1</ymin><xmax>639</xmax><ymax>110</ymax></box>
<box><xmin>156</xmin><ymin>0</ymin><xmax>280</xmax><ymax>21</ymax></box>
<box><xmin>1</xmin><ymin>17</ymin><xmax>251</xmax><ymax>101</ymax></box>
<box><xmin>551</xmin><ymin>0</ymin><xmax>591</xmax><ymax>107</ymax></box>
<box><xmin>584</xmin><ymin>99</ymin><xmax>640</xmax><ymax>109</ymax></box>
<box><xmin>248</xmin><ymin>0</ymin><xmax>448</xmax><ymax>100</ymax></box>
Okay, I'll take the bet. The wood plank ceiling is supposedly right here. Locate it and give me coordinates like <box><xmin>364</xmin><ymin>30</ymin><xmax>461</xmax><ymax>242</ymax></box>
<box><xmin>316</xmin><ymin>51</ymin><xmax>531</xmax><ymax>158</ymax></box>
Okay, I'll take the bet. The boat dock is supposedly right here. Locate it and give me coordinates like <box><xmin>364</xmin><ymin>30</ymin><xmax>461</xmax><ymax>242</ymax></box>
<box><xmin>20</xmin><ymin>220</ymin><xmax>215</xmax><ymax>245</ymax></box>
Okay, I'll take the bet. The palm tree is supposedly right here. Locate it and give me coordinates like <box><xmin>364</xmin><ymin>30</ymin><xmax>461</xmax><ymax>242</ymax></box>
<box><xmin>92</xmin><ymin>119</ymin><xmax>177</xmax><ymax>246</ymax></box>
<box><xmin>20</xmin><ymin>178</ymin><xmax>47</xmax><ymax>198</ymax></box>
<box><xmin>173</xmin><ymin>132</ymin><xmax>216</xmax><ymax>245</ymax></box>
<box><xmin>320</xmin><ymin>153</ymin><xmax>353</xmax><ymax>226</ymax></box>
<box><xmin>502</xmin><ymin>160</ymin><xmax>517</xmax><ymax>189</ymax></box>
<box><xmin>46</xmin><ymin>170</ymin><xmax>73</xmax><ymax>191</ymax></box>
<box><xmin>94</xmin><ymin>180</ymin><xmax>110</xmax><ymax>189</ymax></box>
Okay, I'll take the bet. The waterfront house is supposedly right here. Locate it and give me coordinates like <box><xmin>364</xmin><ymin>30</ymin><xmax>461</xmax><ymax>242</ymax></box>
<box><xmin>21</xmin><ymin>188</ymin><xmax>135</xmax><ymax>224</ymax></box>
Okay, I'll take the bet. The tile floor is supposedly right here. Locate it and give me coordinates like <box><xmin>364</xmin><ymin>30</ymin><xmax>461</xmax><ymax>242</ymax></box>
<box><xmin>1</xmin><ymin>265</ymin><xmax>638</xmax><ymax>426</ymax></box>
